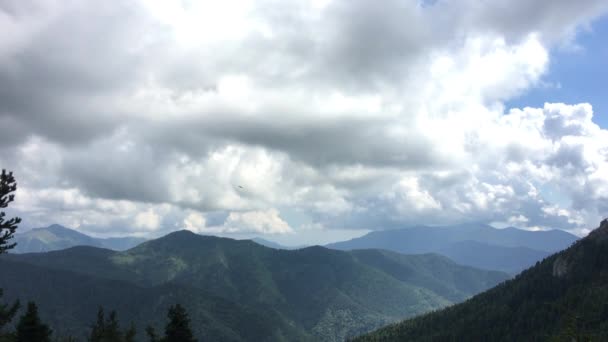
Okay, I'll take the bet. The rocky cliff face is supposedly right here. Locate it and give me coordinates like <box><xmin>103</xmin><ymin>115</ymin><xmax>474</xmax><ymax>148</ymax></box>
<box><xmin>552</xmin><ymin>255</ymin><xmax>569</xmax><ymax>277</ymax></box>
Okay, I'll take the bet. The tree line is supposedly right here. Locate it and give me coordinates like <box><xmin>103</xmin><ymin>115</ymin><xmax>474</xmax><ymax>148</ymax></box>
<box><xmin>0</xmin><ymin>170</ymin><xmax>197</xmax><ymax>341</ymax></box>
<box><xmin>0</xmin><ymin>298</ymin><xmax>196</xmax><ymax>342</ymax></box>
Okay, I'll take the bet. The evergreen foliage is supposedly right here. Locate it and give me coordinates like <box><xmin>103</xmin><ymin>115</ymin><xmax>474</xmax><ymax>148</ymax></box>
<box><xmin>88</xmin><ymin>307</ymin><xmax>136</xmax><ymax>342</ymax></box>
<box><xmin>353</xmin><ymin>219</ymin><xmax>608</xmax><ymax>341</ymax></box>
<box><xmin>164</xmin><ymin>304</ymin><xmax>196</xmax><ymax>342</ymax></box>
<box><xmin>0</xmin><ymin>231</ymin><xmax>507</xmax><ymax>341</ymax></box>
<box><xmin>145</xmin><ymin>325</ymin><xmax>159</xmax><ymax>342</ymax></box>
<box><xmin>0</xmin><ymin>231</ymin><xmax>508</xmax><ymax>341</ymax></box>
<box><xmin>146</xmin><ymin>304</ymin><xmax>196</xmax><ymax>342</ymax></box>
<box><xmin>0</xmin><ymin>290</ymin><xmax>19</xmax><ymax>333</ymax></box>
<box><xmin>15</xmin><ymin>302</ymin><xmax>52</xmax><ymax>342</ymax></box>
<box><xmin>0</xmin><ymin>169</ymin><xmax>21</xmax><ymax>254</ymax></box>
<box><xmin>0</xmin><ymin>170</ymin><xmax>20</xmax><ymax>342</ymax></box>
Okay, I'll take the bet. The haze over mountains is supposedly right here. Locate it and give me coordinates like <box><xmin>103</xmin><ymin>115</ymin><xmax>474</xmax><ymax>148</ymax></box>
<box><xmin>0</xmin><ymin>221</ymin><xmax>594</xmax><ymax>341</ymax></box>
<box><xmin>355</xmin><ymin>219</ymin><xmax>608</xmax><ymax>341</ymax></box>
<box><xmin>12</xmin><ymin>224</ymin><xmax>147</xmax><ymax>253</ymax></box>
<box><xmin>250</xmin><ymin>237</ymin><xmax>305</xmax><ymax>250</ymax></box>
<box><xmin>0</xmin><ymin>230</ymin><xmax>507</xmax><ymax>341</ymax></box>
<box><xmin>327</xmin><ymin>224</ymin><xmax>578</xmax><ymax>274</ymax></box>
<box><xmin>12</xmin><ymin>223</ymin><xmax>579</xmax><ymax>275</ymax></box>
<box><xmin>1</xmin><ymin>0</ymin><xmax>607</xmax><ymax>341</ymax></box>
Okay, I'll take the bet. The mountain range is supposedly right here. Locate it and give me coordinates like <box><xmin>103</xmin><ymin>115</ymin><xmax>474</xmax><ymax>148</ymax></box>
<box><xmin>327</xmin><ymin>224</ymin><xmax>578</xmax><ymax>274</ymax></box>
<box><xmin>13</xmin><ymin>224</ymin><xmax>579</xmax><ymax>275</ymax></box>
<box><xmin>12</xmin><ymin>224</ymin><xmax>147</xmax><ymax>253</ymax></box>
<box><xmin>354</xmin><ymin>219</ymin><xmax>608</xmax><ymax>341</ymax></box>
<box><xmin>250</xmin><ymin>237</ymin><xmax>304</xmax><ymax>250</ymax></box>
<box><xmin>0</xmin><ymin>230</ymin><xmax>507</xmax><ymax>341</ymax></box>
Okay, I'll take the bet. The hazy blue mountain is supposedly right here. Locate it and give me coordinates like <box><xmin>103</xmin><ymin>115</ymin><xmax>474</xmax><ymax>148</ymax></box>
<box><xmin>349</xmin><ymin>249</ymin><xmax>507</xmax><ymax>303</ymax></box>
<box><xmin>326</xmin><ymin>224</ymin><xmax>577</xmax><ymax>273</ymax></box>
<box><xmin>99</xmin><ymin>236</ymin><xmax>148</xmax><ymax>251</ymax></box>
<box><xmin>438</xmin><ymin>240</ymin><xmax>551</xmax><ymax>274</ymax></box>
<box><xmin>12</xmin><ymin>224</ymin><xmax>146</xmax><ymax>253</ymax></box>
<box><xmin>354</xmin><ymin>219</ymin><xmax>608</xmax><ymax>341</ymax></box>
<box><xmin>251</xmin><ymin>237</ymin><xmax>306</xmax><ymax>250</ymax></box>
<box><xmin>1</xmin><ymin>230</ymin><xmax>508</xmax><ymax>341</ymax></box>
<box><xmin>13</xmin><ymin>224</ymin><xmax>104</xmax><ymax>253</ymax></box>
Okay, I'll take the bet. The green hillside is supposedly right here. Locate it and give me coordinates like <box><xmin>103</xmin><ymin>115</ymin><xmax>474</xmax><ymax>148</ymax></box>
<box><xmin>350</xmin><ymin>250</ymin><xmax>507</xmax><ymax>302</ymax></box>
<box><xmin>0</xmin><ymin>258</ymin><xmax>307</xmax><ymax>342</ymax></box>
<box><xmin>1</xmin><ymin>231</ymin><xmax>507</xmax><ymax>341</ymax></box>
<box><xmin>353</xmin><ymin>219</ymin><xmax>608</xmax><ymax>341</ymax></box>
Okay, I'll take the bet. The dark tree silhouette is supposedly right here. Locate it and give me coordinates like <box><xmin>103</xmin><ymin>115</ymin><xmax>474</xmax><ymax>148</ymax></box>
<box><xmin>0</xmin><ymin>170</ymin><xmax>21</xmax><ymax>341</ymax></box>
<box><xmin>0</xmin><ymin>169</ymin><xmax>21</xmax><ymax>254</ymax></box>
<box><xmin>16</xmin><ymin>302</ymin><xmax>52</xmax><ymax>342</ymax></box>
<box><xmin>148</xmin><ymin>304</ymin><xmax>196</xmax><ymax>342</ymax></box>
<box><xmin>89</xmin><ymin>307</ymin><xmax>136</xmax><ymax>342</ymax></box>
<box><xmin>0</xmin><ymin>289</ymin><xmax>20</xmax><ymax>339</ymax></box>
<box><xmin>125</xmin><ymin>323</ymin><xmax>136</xmax><ymax>342</ymax></box>
<box><xmin>146</xmin><ymin>325</ymin><xmax>160</xmax><ymax>342</ymax></box>
<box><xmin>165</xmin><ymin>304</ymin><xmax>196</xmax><ymax>342</ymax></box>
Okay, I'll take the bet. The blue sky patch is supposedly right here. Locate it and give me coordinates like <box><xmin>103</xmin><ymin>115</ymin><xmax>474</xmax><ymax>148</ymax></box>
<box><xmin>508</xmin><ymin>15</ymin><xmax>608</xmax><ymax>128</ymax></box>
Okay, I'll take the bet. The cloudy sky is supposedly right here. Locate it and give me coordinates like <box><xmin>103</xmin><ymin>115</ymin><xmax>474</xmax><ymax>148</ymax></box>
<box><xmin>1</xmin><ymin>0</ymin><xmax>607</xmax><ymax>245</ymax></box>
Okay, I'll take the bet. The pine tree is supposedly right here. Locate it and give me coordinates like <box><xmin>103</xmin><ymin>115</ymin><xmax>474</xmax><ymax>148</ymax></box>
<box><xmin>164</xmin><ymin>304</ymin><xmax>196</xmax><ymax>342</ymax></box>
<box><xmin>0</xmin><ymin>170</ymin><xmax>20</xmax><ymax>341</ymax></box>
<box><xmin>104</xmin><ymin>311</ymin><xmax>123</xmax><ymax>341</ymax></box>
<box><xmin>89</xmin><ymin>307</ymin><xmax>105</xmax><ymax>342</ymax></box>
<box><xmin>0</xmin><ymin>169</ymin><xmax>21</xmax><ymax>254</ymax></box>
<box><xmin>15</xmin><ymin>302</ymin><xmax>52</xmax><ymax>342</ymax></box>
<box><xmin>0</xmin><ymin>290</ymin><xmax>19</xmax><ymax>333</ymax></box>
<box><xmin>146</xmin><ymin>325</ymin><xmax>160</xmax><ymax>342</ymax></box>
<box><xmin>125</xmin><ymin>323</ymin><xmax>136</xmax><ymax>342</ymax></box>
<box><xmin>89</xmin><ymin>307</ymin><xmax>136</xmax><ymax>342</ymax></box>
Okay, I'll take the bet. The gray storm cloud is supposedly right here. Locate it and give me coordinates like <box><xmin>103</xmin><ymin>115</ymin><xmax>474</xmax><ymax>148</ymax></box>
<box><xmin>1</xmin><ymin>0</ymin><xmax>607</xmax><ymax>238</ymax></box>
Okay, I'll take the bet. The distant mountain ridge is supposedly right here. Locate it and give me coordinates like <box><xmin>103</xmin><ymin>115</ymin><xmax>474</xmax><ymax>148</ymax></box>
<box><xmin>251</xmin><ymin>237</ymin><xmax>306</xmax><ymax>250</ymax></box>
<box><xmin>0</xmin><ymin>230</ymin><xmax>508</xmax><ymax>341</ymax></box>
<box><xmin>354</xmin><ymin>219</ymin><xmax>608</xmax><ymax>341</ymax></box>
<box><xmin>12</xmin><ymin>224</ymin><xmax>147</xmax><ymax>253</ymax></box>
<box><xmin>327</xmin><ymin>224</ymin><xmax>578</xmax><ymax>274</ymax></box>
<box><xmin>437</xmin><ymin>240</ymin><xmax>551</xmax><ymax>274</ymax></box>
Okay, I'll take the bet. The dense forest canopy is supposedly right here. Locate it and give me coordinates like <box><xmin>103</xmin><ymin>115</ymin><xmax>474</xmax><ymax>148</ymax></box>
<box><xmin>353</xmin><ymin>219</ymin><xmax>608</xmax><ymax>341</ymax></box>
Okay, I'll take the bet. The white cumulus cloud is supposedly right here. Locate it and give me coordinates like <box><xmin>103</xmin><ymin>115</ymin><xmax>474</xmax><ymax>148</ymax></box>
<box><xmin>0</xmin><ymin>0</ymin><xmax>607</xmax><ymax>240</ymax></box>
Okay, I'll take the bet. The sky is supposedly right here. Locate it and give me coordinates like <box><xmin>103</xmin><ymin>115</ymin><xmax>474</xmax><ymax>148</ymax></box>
<box><xmin>1</xmin><ymin>0</ymin><xmax>608</xmax><ymax>245</ymax></box>
<box><xmin>507</xmin><ymin>15</ymin><xmax>608</xmax><ymax>128</ymax></box>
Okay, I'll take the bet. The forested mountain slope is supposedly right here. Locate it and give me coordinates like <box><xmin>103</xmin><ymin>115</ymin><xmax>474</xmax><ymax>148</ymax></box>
<box><xmin>1</xmin><ymin>231</ymin><xmax>507</xmax><ymax>341</ymax></box>
<box><xmin>353</xmin><ymin>219</ymin><xmax>608</xmax><ymax>341</ymax></box>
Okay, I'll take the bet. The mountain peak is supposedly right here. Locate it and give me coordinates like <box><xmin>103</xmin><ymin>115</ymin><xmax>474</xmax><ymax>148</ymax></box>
<box><xmin>141</xmin><ymin>229</ymin><xmax>203</xmax><ymax>247</ymax></box>
<box><xmin>13</xmin><ymin>224</ymin><xmax>145</xmax><ymax>253</ymax></box>
<box><xmin>166</xmin><ymin>229</ymin><xmax>199</xmax><ymax>238</ymax></box>
<box><xmin>47</xmin><ymin>223</ymin><xmax>67</xmax><ymax>229</ymax></box>
<box><xmin>587</xmin><ymin>218</ymin><xmax>608</xmax><ymax>243</ymax></box>
<box><xmin>22</xmin><ymin>224</ymin><xmax>91</xmax><ymax>239</ymax></box>
<box><xmin>135</xmin><ymin>230</ymin><xmax>251</xmax><ymax>253</ymax></box>
<box><xmin>45</xmin><ymin>224</ymin><xmax>81</xmax><ymax>234</ymax></box>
